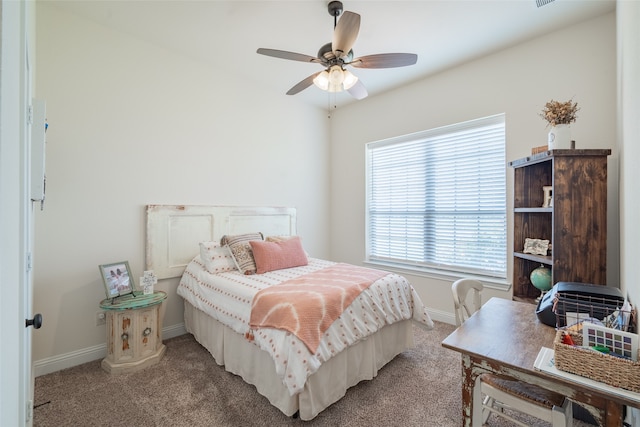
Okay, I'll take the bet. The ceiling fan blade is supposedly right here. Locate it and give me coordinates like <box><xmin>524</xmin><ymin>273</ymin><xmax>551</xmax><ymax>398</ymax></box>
<box><xmin>349</xmin><ymin>53</ymin><xmax>418</xmax><ymax>69</ymax></box>
<box><xmin>347</xmin><ymin>79</ymin><xmax>368</xmax><ymax>100</ymax></box>
<box><xmin>257</xmin><ymin>48</ymin><xmax>324</xmax><ymax>64</ymax></box>
<box><xmin>332</xmin><ymin>11</ymin><xmax>360</xmax><ymax>59</ymax></box>
<box><xmin>286</xmin><ymin>72</ymin><xmax>321</xmax><ymax>95</ymax></box>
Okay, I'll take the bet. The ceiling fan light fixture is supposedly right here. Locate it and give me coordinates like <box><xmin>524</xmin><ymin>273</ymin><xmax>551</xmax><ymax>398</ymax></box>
<box><xmin>313</xmin><ymin>70</ymin><xmax>330</xmax><ymax>91</ymax></box>
<box><xmin>313</xmin><ymin>65</ymin><xmax>357</xmax><ymax>93</ymax></box>
<box><xmin>342</xmin><ymin>69</ymin><xmax>358</xmax><ymax>90</ymax></box>
<box><xmin>328</xmin><ymin>65</ymin><xmax>345</xmax><ymax>86</ymax></box>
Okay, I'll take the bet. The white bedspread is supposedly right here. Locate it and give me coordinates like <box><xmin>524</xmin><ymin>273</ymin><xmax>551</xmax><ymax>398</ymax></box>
<box><xmin>177</xmin><ymin>256</ymin><xmax>433</xmax><ymax>395</ymax></box>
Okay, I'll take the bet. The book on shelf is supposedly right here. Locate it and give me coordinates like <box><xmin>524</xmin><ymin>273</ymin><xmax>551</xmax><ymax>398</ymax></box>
<box><xmin>531</xmin><ymin>145</ymin><xmax>549</xmax><ymax>155</ymax></box>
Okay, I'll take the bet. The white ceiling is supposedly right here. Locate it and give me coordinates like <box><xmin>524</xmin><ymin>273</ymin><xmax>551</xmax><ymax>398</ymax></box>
<box><xmin>46</xmin><ymin>0</ymin><xmax>615</xmax><ymax>109</ymax></box>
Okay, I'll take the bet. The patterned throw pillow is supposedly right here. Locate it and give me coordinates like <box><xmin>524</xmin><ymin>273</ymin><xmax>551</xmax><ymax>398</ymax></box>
<box><xmin>199</xmin><ymin>242</ymin><xmax>237</xmax><ymax>274</ymax></box>
<box><xmin>220</xmin><ymin>232</ymin><xmax>264</xmax><ymax>275</ymax></box>
<box><xmin>265</xmin><ymin>235</ymin><xmax>289</xmax><ymax>243</ymax></box>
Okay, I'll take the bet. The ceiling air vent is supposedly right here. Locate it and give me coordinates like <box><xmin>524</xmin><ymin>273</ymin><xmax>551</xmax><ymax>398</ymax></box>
<box><xmin>536</xmin><ymin>0</ymin><xmax>555</xmax><ymax>7</ymax></box>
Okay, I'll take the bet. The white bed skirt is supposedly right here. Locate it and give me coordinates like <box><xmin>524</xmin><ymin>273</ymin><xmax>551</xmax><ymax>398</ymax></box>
<box><xmin>183</xmin><ymin>301</ymin><xmax>414</xmax><ymax>420</ymax></box>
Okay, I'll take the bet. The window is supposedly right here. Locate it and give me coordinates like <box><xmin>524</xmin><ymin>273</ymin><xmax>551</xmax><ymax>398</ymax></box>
<box><xmin>366</xmin><ymin>114</ymin><xmax>506</xmax><ymax>279</ymax></box>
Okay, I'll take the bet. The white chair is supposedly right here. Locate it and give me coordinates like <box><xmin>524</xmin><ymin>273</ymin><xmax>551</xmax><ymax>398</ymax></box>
<box><xmin>452</xmin><ymin>278</ymin><xmax>483</xmax><ymax>327</ymax></box>
<box><xmin>451</xmin><ymin>278</ymin><xmax>573</xmax><ymax>427</ymax></box>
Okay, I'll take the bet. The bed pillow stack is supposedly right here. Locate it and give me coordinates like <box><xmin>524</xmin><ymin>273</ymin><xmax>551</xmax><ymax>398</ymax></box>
<box><xmin>250</xmin><ymin>236</ymin><xmax>308</xmax><ymax>274</ymax></box>
<box><xmin>220</xmin><ymin>232</ymin><xmax>264</xmax><ymax>275</ymax></box>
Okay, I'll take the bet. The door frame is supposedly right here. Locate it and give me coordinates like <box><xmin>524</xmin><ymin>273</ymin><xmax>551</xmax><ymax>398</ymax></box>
<box><xmin>0</xmin><ymin>0</ymin><xmax>34</xmax><ymax>425</ymax></box>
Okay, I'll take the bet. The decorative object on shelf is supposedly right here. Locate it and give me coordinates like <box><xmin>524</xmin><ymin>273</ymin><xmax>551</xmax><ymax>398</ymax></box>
<box><xmin>140</xmin><ymin>270</ymin><xmax>157</xmax><ymax>295</ymax></box>
<box><xmin>530</xmin><ymin>264</ymin><xmax>552</xmax><ymax>297</ymax></box>
<box><xmin>540</xmin><ymin>99</ymin><xmax>579</xmax><ymax>150</ymax></box>
<box><xmin>99</xmin><ymin>261</ymin><xmax>135</xmax><ymax>299</ymax></box>
<box><xmin>523</xmin><ymin>238</ymin><xmax>550</xmax><ymax>256</ymax></box>
<box><xmin>542</xmin><ymin>186</ymin><xmax>553</xmax><ymax>208</ymax></box>
<box><xmin>531</xmin><ymin>145</ymin><xmax>548</xmax><ymax>155</ymax></box>
<box><xmin>547</xmin><ymin>124</ymin><xmax>572</xmax><ymax>149</ymax></box>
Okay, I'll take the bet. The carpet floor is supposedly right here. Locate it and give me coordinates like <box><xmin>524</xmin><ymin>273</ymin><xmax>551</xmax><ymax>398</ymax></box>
<box><xmin>34</xmin><ymin>321</ymin><xmax>594</xmax><ymax>426</ymax></box>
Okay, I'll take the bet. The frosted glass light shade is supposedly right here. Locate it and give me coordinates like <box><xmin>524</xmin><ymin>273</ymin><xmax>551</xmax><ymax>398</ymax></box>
<box><xmin>342</xmin><ymin>70</ymin><xmax>358</xmax><ymax>90</ymax></box>
<box><xmin>313</xmin><ymin>66</ymin><xmax>358</xmax><ymax>93</ymax></box>
<box><xmin>313</xmin><ymin>71</ymin><xmax>330</xmax><ymax>91</ymax></box>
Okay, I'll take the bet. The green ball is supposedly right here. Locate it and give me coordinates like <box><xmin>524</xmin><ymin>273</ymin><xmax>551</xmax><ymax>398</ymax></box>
<box><xmin>530</xmin><ymin>265</ymin><xmax>552</xmax><ymax>291</ymax></box>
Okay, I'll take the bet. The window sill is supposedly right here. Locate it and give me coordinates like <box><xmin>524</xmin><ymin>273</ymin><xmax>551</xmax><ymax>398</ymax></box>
<box><xmin>363</xmin><ymin>260</ymin><xmax>512</xmax><ymax>291</ymax></box>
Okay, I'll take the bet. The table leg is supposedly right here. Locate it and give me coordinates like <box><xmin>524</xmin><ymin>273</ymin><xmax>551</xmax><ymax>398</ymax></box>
<box><xmin>461</xmin><ymin>354</ymin><xmax>485</xmax><ymax>427</ymax></box>
<box><xmin>604</xmin><ymin>400</ymin><xmax>623</xmax><ymax>427</ymax></box>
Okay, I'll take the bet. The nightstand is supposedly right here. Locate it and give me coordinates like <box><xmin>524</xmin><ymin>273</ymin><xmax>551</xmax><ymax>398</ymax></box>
<box><xmin>99</xmin><ymin>291</ymin><xmax>167</xmax><ymax>374</ymax></box>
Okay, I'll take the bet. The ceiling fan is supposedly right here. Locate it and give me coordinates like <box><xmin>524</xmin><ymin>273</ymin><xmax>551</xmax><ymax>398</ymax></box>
<box><xmin>256</xmin><ymin>1</ymin><xmax>417</xmax><ymax>100</ymax></box>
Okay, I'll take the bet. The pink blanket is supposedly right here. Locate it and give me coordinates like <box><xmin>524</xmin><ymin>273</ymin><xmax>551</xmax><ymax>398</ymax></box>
<box><xmin>249</xmin><ymin>263</ymin><xmax>388</xmax><ymax>353</ymax></box>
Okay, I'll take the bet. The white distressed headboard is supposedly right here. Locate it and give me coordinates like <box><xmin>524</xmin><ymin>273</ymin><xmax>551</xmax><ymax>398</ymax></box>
<box><xmin>146</xmin><ymin>205</ymin><xmax>297</xmax><ymax>279</ymax></box>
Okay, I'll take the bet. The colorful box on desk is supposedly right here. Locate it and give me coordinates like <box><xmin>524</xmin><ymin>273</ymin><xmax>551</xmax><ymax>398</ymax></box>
<box><xmin>536</xmin><ymin>282</ymin><xmax>626</xmax><ymax>328</ymax></box>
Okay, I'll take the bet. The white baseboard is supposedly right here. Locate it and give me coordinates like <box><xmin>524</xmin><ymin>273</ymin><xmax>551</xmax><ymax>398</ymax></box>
<box><xmin>34</xmin><ymin>342</ymin><xmax>107</xmax><ymax>377</ymax></box>
<box><xmin>427</xmin><ymin>308</ymin><xmax>456</xmax><ymax>326</ymax></box>
<box><xmin>163</xmin><ymin>322</ymin><xmax>187</xmax><ymax>340</ymax></box>
<box><xmin>34</xmin><ymin>311</ymin><xmax>454</xmax><ymax>378</ymax></box>
<box><xmin>33</xmin><ymin>323</ymin><xmax>187</xmax><ymax>377</ymax></box>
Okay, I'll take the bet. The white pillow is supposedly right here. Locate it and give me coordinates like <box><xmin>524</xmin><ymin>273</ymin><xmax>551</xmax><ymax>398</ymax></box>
<box><xmin>199</xmin><ymin>242</ymin><xmax>237</xmax><ymax>274</ymax></box>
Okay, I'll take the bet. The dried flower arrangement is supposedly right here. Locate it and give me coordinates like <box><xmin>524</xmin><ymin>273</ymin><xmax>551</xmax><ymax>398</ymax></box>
<box><xmin>539</xmin><ymin>99</ymin><xmax>580</xmax><ymax>127</ymax></box>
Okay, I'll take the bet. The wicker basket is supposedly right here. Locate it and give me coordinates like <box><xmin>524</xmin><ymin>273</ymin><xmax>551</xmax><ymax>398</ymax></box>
<box><xmin>553</xmin><ymin>330</ymin><xmax>640</xmax><ymax>393</ymax></box>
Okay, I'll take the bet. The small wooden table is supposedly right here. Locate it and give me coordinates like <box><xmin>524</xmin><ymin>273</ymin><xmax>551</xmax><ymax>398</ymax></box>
<box><xmin>441</xmin><ymin>297</ymin><xmax>639</xmax><ymax>427</ymax></box>
<box><xmin>99</xmin><ymin>291</ymin><xmax>167</xmax><ymax>374</ymax></box>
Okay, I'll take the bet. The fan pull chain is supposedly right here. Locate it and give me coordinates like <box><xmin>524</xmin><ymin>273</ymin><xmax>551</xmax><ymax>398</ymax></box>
<box><xmin>326</xmin><ymin>93</ymin><xmax>338</xmax><ymax>119</ymax></box>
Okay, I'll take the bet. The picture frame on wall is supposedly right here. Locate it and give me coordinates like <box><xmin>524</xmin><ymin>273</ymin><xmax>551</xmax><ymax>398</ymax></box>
<box><xmin>99</xmin><ymin>261</ymin><xmax>135</xmax><ymax>299</ymax></box>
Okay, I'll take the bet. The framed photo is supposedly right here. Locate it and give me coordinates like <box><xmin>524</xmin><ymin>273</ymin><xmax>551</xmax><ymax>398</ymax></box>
<box><xmin>99</xmin><ymin>261</ymin><xmax>135</xmax><ymax>299</ymax></box>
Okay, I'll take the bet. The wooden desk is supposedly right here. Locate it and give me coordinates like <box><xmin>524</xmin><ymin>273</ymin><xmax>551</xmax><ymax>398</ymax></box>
<box><xmin>441</xmin><ymin>297</ymin><xmax>637</xmax><ymax>427</ymax></box>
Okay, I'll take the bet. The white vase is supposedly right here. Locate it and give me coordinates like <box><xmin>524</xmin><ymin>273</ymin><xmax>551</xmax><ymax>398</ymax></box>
<box><xmin>547</xmin><ymin>124</ymin><xmax>572</xmax><ymax>150</ymax></box>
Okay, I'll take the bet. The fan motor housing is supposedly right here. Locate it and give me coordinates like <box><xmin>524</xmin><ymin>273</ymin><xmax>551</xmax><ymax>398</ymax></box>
<box><xmin>318</xmin><ymin>42</ymin><xmax>353</xmax><ymax>64</ymax></box>
<box><xmin>328</xmin><ymin>1</ymin><xmax>343</xmax><ymax>17</ymax></box>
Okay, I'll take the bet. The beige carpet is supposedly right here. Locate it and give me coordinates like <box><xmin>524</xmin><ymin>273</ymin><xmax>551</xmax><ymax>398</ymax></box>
<box><xmin>34</xmin><ymin>321</ymin><xmax>594</xmax><ymax>426</ymax></box>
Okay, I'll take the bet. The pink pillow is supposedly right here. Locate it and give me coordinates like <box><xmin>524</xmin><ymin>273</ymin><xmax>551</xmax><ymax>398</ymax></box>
<box><xmin>249</xmin><ymin>236</ymin><xmax>308</xmax><ymax>274</ymax></box>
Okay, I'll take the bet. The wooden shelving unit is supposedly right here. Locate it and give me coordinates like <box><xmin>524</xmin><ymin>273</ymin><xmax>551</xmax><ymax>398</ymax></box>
<box><xmin>509</xmin><ymin>149</ymin><xmax>611</xmax><ymax>302</ymax></box>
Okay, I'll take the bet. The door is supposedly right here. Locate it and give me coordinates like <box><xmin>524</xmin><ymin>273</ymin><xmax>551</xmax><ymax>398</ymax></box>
<box><xmin>0</xmin><ymin>1</ymin><xmax>38</xmax><ymax>425</ymax></box>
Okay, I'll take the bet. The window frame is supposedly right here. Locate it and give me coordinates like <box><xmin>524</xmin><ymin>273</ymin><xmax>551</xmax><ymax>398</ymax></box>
<box><xmin>365</xmin><ymin>114</ymin><xmax>508</xmax><ymax>286</ymax></box>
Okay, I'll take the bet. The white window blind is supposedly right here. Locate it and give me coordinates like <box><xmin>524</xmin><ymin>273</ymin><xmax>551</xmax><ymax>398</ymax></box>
<box><xmin>366</xmin><ymin>114</ymin><xmax>507</xmax><ymax>278</ymax></box>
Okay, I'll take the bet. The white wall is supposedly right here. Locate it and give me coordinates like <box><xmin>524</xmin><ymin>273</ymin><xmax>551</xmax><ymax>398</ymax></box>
<box><xmin>329</xmin><ymin>13</ymin><xmax>618</xmax><ymax>321</ymax></box>
<box><xmin>617</xmin><ymin>3</ymin><xmax>639</xmax><ymax>423</ymax></box>
<box><xmin>33</xmin><ymin>4</ymin><xmax>624</xmax><ymax>371</ymax></box>
<box><xmin>618</xmin><ymin>2</ymin><xmax>640</xmax><ymax>306</ymax></box>
<box><xmin>32</xmin><ymin>4</ymin><xmax>330</xmax><ymax>367</ymax></box>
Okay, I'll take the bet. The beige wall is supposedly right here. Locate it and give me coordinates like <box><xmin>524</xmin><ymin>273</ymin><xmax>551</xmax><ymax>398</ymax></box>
<box><xmin>33</xmin><ymin>5</ymin><xmax>625</xmax><ymax>372</ymax></box>
<box><xmin>33</xmin><ymin>4</ymin><xmax>330</xmax><ymax>367</ymax></box>
<box><xmin>329</xmin><ymin>13</ymin><xmax>618</xmax><ymax>322</ymax></box>
<box><xmin>618</xmin><ymin>2</ymin><xmax>640</xmax><ymax>423</ymax></box>
<box><xmin>618</xmin><ymin>2</ymin><xmax>640</xmax><ymax>309</ymax></box>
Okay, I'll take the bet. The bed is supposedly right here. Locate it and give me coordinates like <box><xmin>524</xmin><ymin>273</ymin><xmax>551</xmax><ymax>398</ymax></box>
<box><xmin>146</xmin><ymin>205</ymin><xmax>434</xmax><ymax>420</ymax></box>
